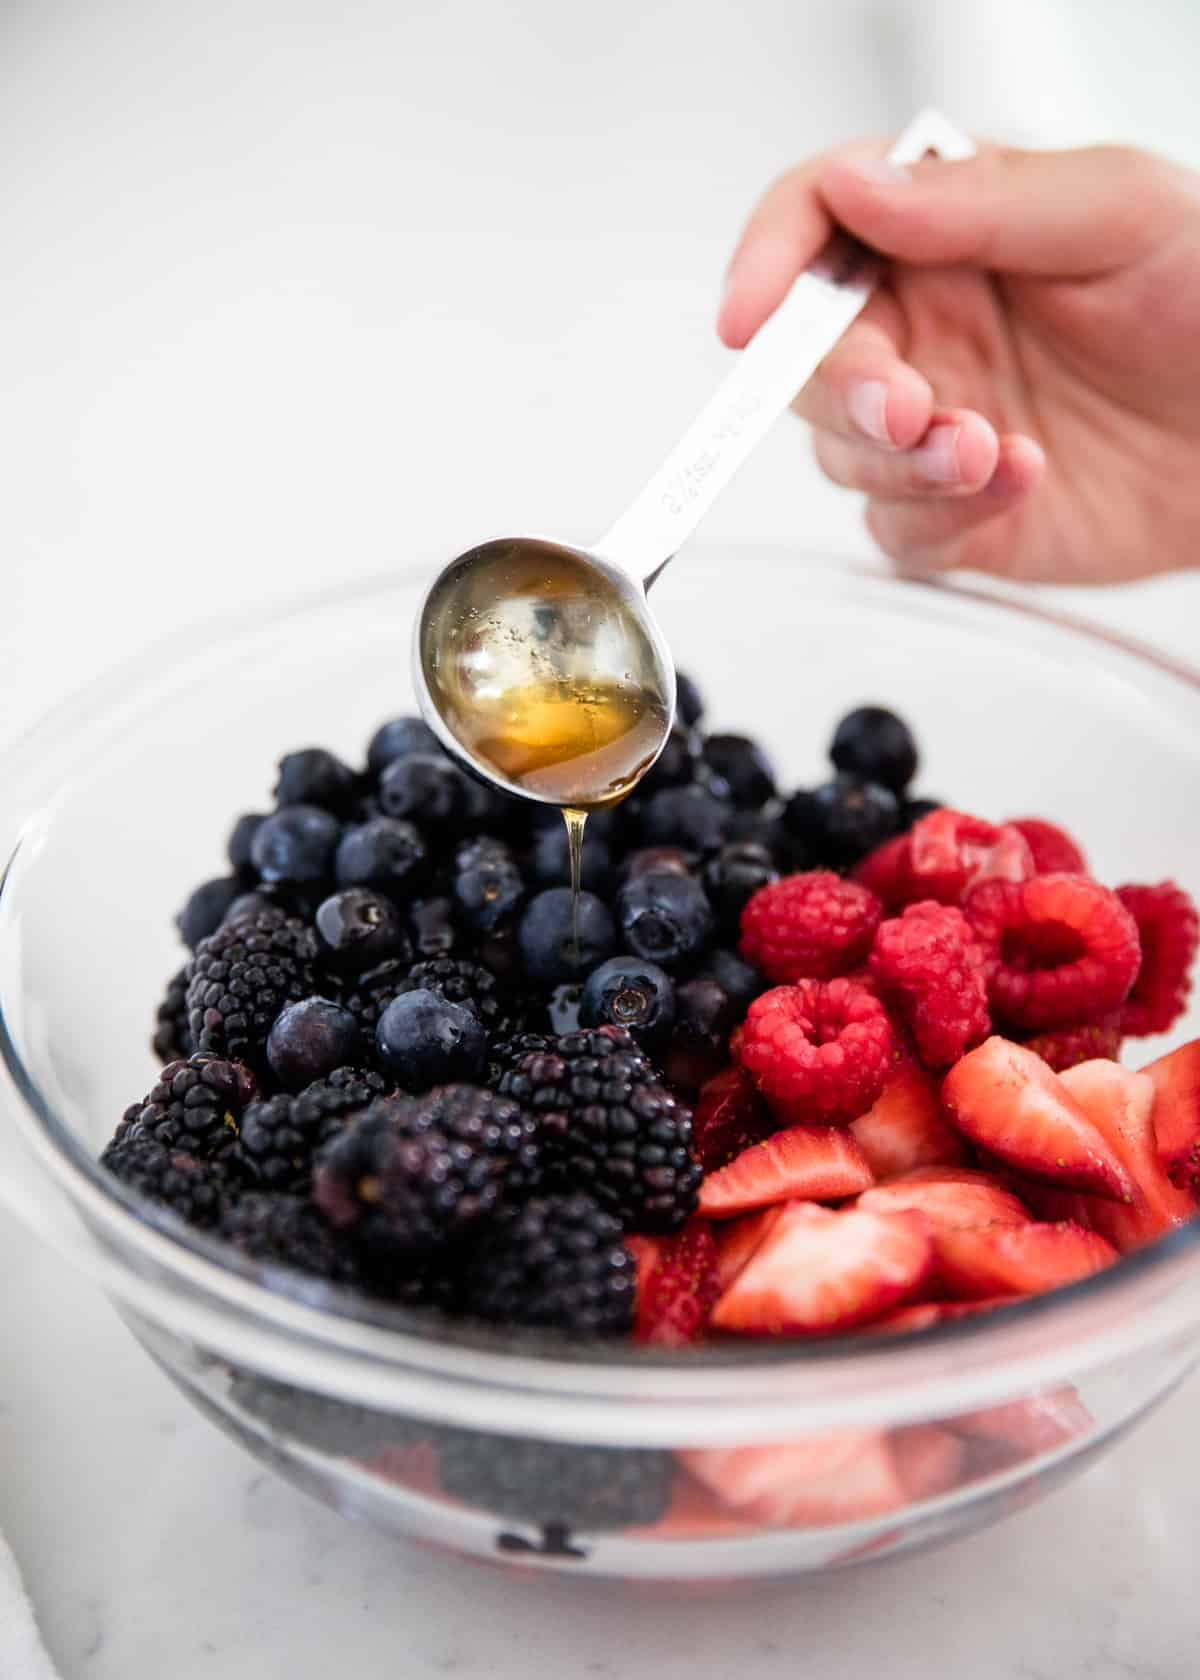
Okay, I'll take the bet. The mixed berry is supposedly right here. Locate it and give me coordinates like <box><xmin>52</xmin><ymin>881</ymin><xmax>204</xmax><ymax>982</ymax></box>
<box><xmin>101</xmin><ymin>687</ymin><xmax>1200</xmax><ymax>1369</ymax></box>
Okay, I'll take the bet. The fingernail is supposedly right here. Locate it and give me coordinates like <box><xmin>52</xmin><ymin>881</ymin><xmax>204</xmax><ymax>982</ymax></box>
<box><xmin>912</xmin><ymin>424</ymin><xmax>961</xmax><ymax>484</ymax></box>
<box><xmin>847</xmin><ymin>378</ymin><xmax>891</xmax><ymax>444</ymax></box>
<box><xmin>846</xmin><ymin>159</ymin><xmax>912</xmax><ymax>190</ymax></box>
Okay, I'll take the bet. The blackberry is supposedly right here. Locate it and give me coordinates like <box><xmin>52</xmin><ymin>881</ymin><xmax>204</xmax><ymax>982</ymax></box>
<box><xmin>437</xmin><ymin>1428</ymin><xmax>672</xmax><ymax>1530</ymax></box>
<box><xmin>219</xmin><ymin>1193</ymin><xmax>361</xmax><ymax>1283</ymax></box>
<box><xmin>229</xmin><ymin>1367</ymin><xmax>423</xmax><ymax>1457</ymax></box>
<box><xmin>313</xmin><ymin>1086</ymin><xmax>542</xmax><ymax>1270</ymax></box>
<box><xmin>460</xmin><ymin>1192</ymin><xmax>635</xmax><ymax>1335</ymax></box>
<box><xmin>186</xmin><ymin>907</ymin><xmax>318</xmax><ymax>1065</ymax></box>
<box><xmin>397</xmin><ymin>956</ymin><xmax>517</xmax><ymax>1038</ymax></box>
<box><xmin>107</xmin><ymin>1053</ymin><xmax>255</xmax><ymax>1161</ymax></box>
<box><xmin>233</xmin><ymin>1066</ymin><xmax>389</xmax><ymax>1190</ymax></box>
<box><xmin>176</xmin><ymin>876</ymin><xmax>243</xmax><ymax>950</ymax></box>
<box><xmin>339</xmin><ymin>956</ymin><xmax>413</xmax><ymax>1036</ymax></box>
<box><xmin>487</xmin><ymin>1030</ymin><xmax>555</xmax><ymax>1089</ymax></box>
<box><xmin>830</xmin><ymin>705</ymin><xmax>918</xmax><ymax>793</ymax></box>
<box><xmin>500</xmin><ymin>1028</ymin><xmax>700</xmax><ymax>1232</ymax></box>
<box><xmin>274</xmin><ymin>747</ymin><xmax>358</xmax><ymax>814</ymax></box>
<box><xmin>151</xmin><ymin>965</ymin><xmax>194</xmax><ymax>1063</ymax></box>
<box><xmin>100</xmin><ymin>1139</ymin><xmax>228</xmax><ymax>1227</ymax></box>
<box><xmin>700</xmin><ymin>733</ymin><xmax>777</xmax><ymax>808</ymax></box>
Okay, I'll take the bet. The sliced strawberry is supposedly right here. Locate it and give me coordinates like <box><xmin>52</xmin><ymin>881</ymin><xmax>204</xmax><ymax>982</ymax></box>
<box><xmin>627</xmin><ymin>1468</ymin><xmax>761</xmax><ymax>1539</ymax></box>
<box><xmin>691</xmin><ymin>1065</ymin><xmax>771</xmax><ymax>1172</ymax></box>
<box><xmin>848</xmin><ymin>1056</ymin><xmax>967</xmax><ymax>1180</ymax></box>
<box><xmin>908</xmin><ymin>809</ymin><xmax>1035</xmax><ymax>905</ymax></box>
<box><xmin>713</xmin><ymin>1205</ymin><xmax>787</xmax><ymax>1293</ymax></box>
<box><xmin>697</xmin><ymin>1124</ymin><xmax>873</xmax><ymax>1218</ymax></box>
<box><xmin>711</xmin><ymin>1203</ymin><xmax>933</xmax><ymax>1334</ymax></box>
<box><xmin>942</xmin><ymin>1037</ymin><xmax>1135</xmax><ymax>1201</ymax></box>
<box><xmin>890</xmin><ymin>1424</ymin><xmax>967</xmax><ymax>1500</ymax></box>
<box><xmin>632</xmin><ymin>1220</ymin><xmax>721</xmax><ymax>1346</ymax></box>
<box><xmin>680</xmin><ymin>1431</ymin><xmax>905</xmax><ymax>1527</ymax></box>
<box><xmin>625</xmin><ymin>1233</ymin><xmax>663</xmax><ymax>1299</ymax></box>
<box><xmin>948</xmin><ymin>1388</ymin><xmax>1093</xmax><ymax>1456</ymax></box>
<box><xmin>857</xmin><ymin>1166</ymin><xmax>1031</xmax><ymax>1232</ymax></box>
<box><xmin>873</xmin><ymin>1297</ymin><xmax>1010</xmax><ymax>1333</ymax></box>
<box><xmin>1144</xmin><ymin>1040</ymin><xmax>1200</xmax><ymax>1186</ymax></box>
<box><xmin>1059</xmin><ymin>1059</ymin><xmax>1193</xmax><ymax>1249</ymax></box>
<box><xmin>934</xmin><ymin>1220</ymin><xmax>1116</xmax><ymax>1300</ymax></box>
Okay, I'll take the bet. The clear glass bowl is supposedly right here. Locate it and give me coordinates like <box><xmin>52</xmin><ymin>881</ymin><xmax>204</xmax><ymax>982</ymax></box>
<box><xmin>3</xmin><ymin>550</ymin><xmax>1200</xmax><ymax>1581</ymax></box>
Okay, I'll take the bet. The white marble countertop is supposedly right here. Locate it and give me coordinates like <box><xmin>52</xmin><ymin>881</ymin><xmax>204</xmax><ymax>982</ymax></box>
<box><xmin>5</xmin><ymin>3</ymin><xmax>1200</xmax><ymax>1674</ymax></box>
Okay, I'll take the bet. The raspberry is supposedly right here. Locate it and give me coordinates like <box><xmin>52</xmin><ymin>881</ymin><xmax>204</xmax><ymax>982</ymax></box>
<box><xmin>736</xmin><ymin>978</ymin><xmax>895</xmax><ymax>1124</ymax></box>
<box><xmin>869</xmin><ymin>902</ymin><xmax>991</xmax><ymax>1070</ymax></box>
<box><xmin>1023</xmin><ymin>1017</ymin><xmax>1123</xmax><ymax>1072</ymax></box>
<box><xmin>964</xmin><ymin>873</ymin><xmax>1141</xmax><ymax>1031</ymax></box>
<box><xmin>1007</xmin><ymin>818</ymin><xmax>1088</xmax><ymax>876</ymax></box>
<box><xmin>1115</xmin><ymin>881</ymin><xmax>1200</xmax><ymax>1036</ymax></box>
<box><xmin>906</xmin><ymin>810</ymin><xmax>1034</xmax><ymax>905</ymax></box>
<box><xmin>738</xmin><ymin>870</ymin><xmax>882</xmax><ymax>983</ymax></box>
<box><xmin>853</xmin><ymin>833</ymin><xmax>916</xmax><ymax>909</ymax></box>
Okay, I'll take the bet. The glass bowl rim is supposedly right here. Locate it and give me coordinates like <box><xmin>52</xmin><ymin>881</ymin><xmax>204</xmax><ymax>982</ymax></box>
<box><xmin>4</xmin><ymin>548</ymin><xmax>1200</xmax><ymax>1410</ymax></box>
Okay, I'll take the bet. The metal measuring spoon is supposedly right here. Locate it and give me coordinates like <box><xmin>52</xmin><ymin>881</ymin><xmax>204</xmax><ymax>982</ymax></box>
<box><xmin>415</xmin><ymin>109</ymin><xmax>974</xmax><ymax>811</ymax></box>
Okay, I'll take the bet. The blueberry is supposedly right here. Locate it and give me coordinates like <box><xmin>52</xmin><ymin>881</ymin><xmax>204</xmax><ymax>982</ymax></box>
<box><xmin>227</xmin><ymin>813</ymin><xmax>266</xmax><ymax>876</ymax></box>
<box><xmin>902</xmin><ymin>796</ymin><xmax>943</xmax><ymax>830</ymax></box>
<box><xmin>251</xmin><ymin>805</ymin><xmax>341</xmax><ymax>885</ymax></box>
<box><xmin>378</xmin><ymin>753</ymin><xmax>469</xmax><ymax>833</ymax></box>
<box><xmin>267</xmin><ymin>998</ymin><xmax>362</xmax><ymax>1093</ymax></box>
<box><xmin>548</xmin><ymin>982</ymin><xmax>583</xmax><ymax>1035</ymax></box>
<box><xmin>366</xmin><ymin>715</ymin><xmax>441</xmax><ymax>776</ymax></box>
<box><xmin>695</xmin><ymin>948</ymin><xmax>766</xmax><ymax>1017</ymax></box>
<box><xmin>460</xmin><ymin>773</ymin><xmax>521</xmax><ymax>834</ymax></box>
<box><xmin>223</xmin><ymin>889</ymin><xmax>277</xmax><ymax>925</ymax></box>
<box><xmin>274</xmin><ymin>748</ymin><xmax>358</xmax><ymax>813</ymax></box>
<box><xmin>701</xmin><ymin>734</ymin><xmax>777</xmax><ymax>808</ymax></box>
<box><xmin>580</xmin><ymin>956</ymin><xmax>676</xmax><ymax>1043</ymax></box>
<box><xmin>616</xmin><ymin>872</ymin><xmax>714</xmax><ymax>971</ymax></box>
<box><xmin>335</xmin><ymin>817</ymin><xmax>428</xmax><ymax>898</ymax></box>
<box><xmin>623</xmin><ymin>846</ymin><xmax>693</xmax><ymax>881</ymax></box>
<box><xmin>703</xmin><ymin>842</ymin><xmax>779</xmax><ymax>935</ymax></box>
<box><xmin>314</xmin><ymin>888</ymin><xmax>410</xmax><ymax>974</ymax></box>
<box><xmin>375</xmin><ymin>989</ymin><xmax>486</xmax><ymax>1087</ymax></box>
<box><xmin>176</xmin><ymin>876</ymin><xmax>242</xmax><ymax>949</ymax></box>
<box><xmin>639</xmin><ymin>785</ymin><xmax>733</xmax><ymax>854</ymax></box>
<box><xmin>671</xmin><ymin>977</ymin><xmax>736</xmax><ymax>1053</ymax></box>
<box><xmin>637</xmin><ymin>724</ymin><xmax>700</xmax><ymax>798</ymax></box>
<box><xmin>529</xmin><ymin>821</ymin><xmax>612</xmax><ymax>892</ymax></box>
<box><xmin>783</xmin><ymin>776</ymin><xmax>900</xmax><ymax>867</ymax></box>
<box><xmin>453</xmin><ymin>838</ymin><xmax>525</xmax><ymax>933</ymax></box>
<box><xmin>409</xmin><ymin>895</ymin><xmax>460</xmax><ymax>957</ymax></box>
<box><xmin>517</xmin><ymin>887</ymin><xmax>616</xmax><ymax>986</ymax></box>
<box><xmin>675</xmin><ymin>669</ymin><xmax>704</xmax><ymax>727</ymax></box>
<box><xmin>830</xmin><ymin>706</ymin><xmax>918</xmax><ymax>793</ymax></box>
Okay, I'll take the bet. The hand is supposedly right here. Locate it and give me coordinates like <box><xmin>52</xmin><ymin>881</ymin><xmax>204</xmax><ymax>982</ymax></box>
<box><xmin>719</xmin><ymin>141</ymin><xmax>1200</xmax><ymax>583</ymax></box>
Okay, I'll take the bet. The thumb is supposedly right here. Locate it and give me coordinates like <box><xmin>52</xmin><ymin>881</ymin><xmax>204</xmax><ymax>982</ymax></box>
<box><xmin>817</xmin><ymin>143</ymin><xmax>1184</xmax><ymax>276</ymax></box>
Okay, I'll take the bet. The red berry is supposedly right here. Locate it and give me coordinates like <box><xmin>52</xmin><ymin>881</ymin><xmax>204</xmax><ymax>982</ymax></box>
<box><xmin>848</xmin><ymin>1055</ymin><xmax>967</xmax><ymax>1179</ymax></box>
<box><xmin>856</xmin><ymin>1166</ymin><xmax>1031</xmax><ymax>1232</ymax></box>
<box><xmin>1023</xmin><ymin>1017</ymin><xmax>1123</xmax><ymax>1073</ymax></box>
<box><xmin>697</xmin><ymin>1123</ymin><xmax>874</xmax><ymax>1217</ymax></box>
<box><xmin>1115</xmin><ymin>880</ymin><xmax>1200</xmax><ymax>1037</ymax></box>
<box><xmin>933</xmin><ymin>1221</ymin><xmax>1116</xmax><ymax>1300</ymax></box>
<box><xmin>1144</xmin><ymin>1040</ymin><xmax>1200</xmax><ymax>1188</ymax></box>
<box><xmin>691</xmin><ymin>1066</ymin><xmax>771</xmax><ymax>1173</ymax></box>
<box><xmin>632</xmin><ymin>1220</ymin><xmax>721</xmax><ymax>1346</ymax></box>
<box><xmin>1007</xmin><ymin>817</ymin><xmax>1089</xmax><ymax>876</ymax></box>
<box><xmin>870</xmin><ymin>901</ymin><xmax>991</xmax><ymax>1069</ymax></box>
<box><xmin>736</xmin><ymin>978</ymin><xmax>895</xmax><ymax>1125</ymax></box>
<box><xmin>739</xmin><ymin>870</ymin><xmax>882</xmax><ymax>984</ymax></box>
<box><xmin>906</xmin><ymin>810</ymin><xmax>1035</xmax><ymax>905</ymax></box>
<box><xmin>853</xmin><ymin>833</ymin><xmax>916</xmax><ymax>908</ymax></box>
<box><xmin>964</xmin><ymin>873</ymin><xmax>1142</xmax><ymax>1031</ymax></box>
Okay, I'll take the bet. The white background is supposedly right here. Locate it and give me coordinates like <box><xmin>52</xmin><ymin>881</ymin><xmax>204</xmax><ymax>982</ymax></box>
<box><xmin>3</xmin><ymin>3</ymin><xmax>1200</xmax><ymax>1675</ymax></box>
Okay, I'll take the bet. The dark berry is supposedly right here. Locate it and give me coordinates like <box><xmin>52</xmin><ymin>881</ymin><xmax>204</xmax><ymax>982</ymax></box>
<box><xmin>408</xmin><ymin>895</ymin><xmax>460</xmax><ymax>958</ymax></box>
<box><xmin>675</xmin><ymin>669</ymin><xmax>704</xmax><ymax>727</ymax></box>
<box><xmin>223</xmin><ymin>889</ymin><xmax>277</xmax><ymax>925</ymax></box>
<box><xmin>378</xmin><ymin>753</ymin><xmax>469</xmax><ymax>832</ymax></box>
<box><xmin>233</xmin><ymin>1066</ymin><xmax>388</xmax><ymax>1189</ymax></box>
<box><xmin>176</xmin><ymin>876</ymin><xmax>243</xmax><ymax>950</ymax></box>
<box><xmin>274</xmin><ymin>747</ymin><xmax>357</xmax><ymax>814</ymax></box>
<box><xmin>517</xmin><ymin>887</ymin><xmax>616</xmax><ymax>986</ymax></box>
<box><xmin>459</xmin><ymin>1193</ymin><xmax>634</xmax><ymax>1335</ymax></box>
<box><xmin>528</xmin><ymin>821</ymin><xmax>611</xmax><ymax>892</ymax></box>
<box><xmin>672</xmin><ymin>977</ymin><xmax>736</xmax><ymax>1054</ymax></box>
<box><xmin>830</xmin><ymin>705</ymin><xmax>918</xmax><ymax>793</ymax></box>
<box><xmin>580</xmin><ymin>956</ymin><xmax>675</xmax><ymax>1044</ymax></box>
<box><xmin>266</xmin><ymin>998</ymin><xmax>362</xmax><ymax>1092</ymax></box>
<box><xmin>107</xmin><ymin>1052</ymin><xmax>255</xmax><ymax>1161</ymax></box>
<box><xmin>703</xmin><ymin>841</ymin><xmax>779</xmax><ymax>935</ymax></box>
<box><xmin>488</xmin><ymin>1030</ymin><xmax>555</xmax><ymax>1089</ymax></box>
<box><xmin>616</xmin><ymin>872</ymin><xmax>714</xmax><ymax>972</ymax></box>
<box><xmin>375</xmin><ymin>990</ymin><xmax>487</xmax><ymax>1087</ymax></box>
<box><xmin>701</xmin><ymin>733</ymin><xmax>777</xmax><ymax>808</ymax></box>
<box><xmin>152</xmin><ymin>965</ymin><xmax>193</xmax><ymax>1063</ymax></box>
<box><xmin>902</xmin><ymin>796</ymin><xmax>943</xmax><ymax>830</ymax></box>
<box><xmin>227</xmin><ymin>812</ymin><xmax>266</xmax><ymax>876</ymax></box>
<box><xmin>229</xmin><ymin>1368</ymin><xmax>420</xmax><ymax>1456</ymax></box>
<box><xmin>639</xmin><ymin>785</ymin><xmax>732</xmax><ymax>854</ymax></box>
<box><xmin>100</xmin><ymin>1139</ymin><xmax>228</xmax><ymax>1227</ymax></box>
<box><xmin>548</xmin><ymin>982</ymin><xmax>583</xmax><ymax>1034</ymax></box>
<box><xmin>453</xmin><ymin>837</ymin><xmax>525</xmax><ymax>933</ymax></box>
<box><xmin>695</xmin><ymin>948</ymin><xmax>766</xmax><ymax>1017</ymax></box>
<box><xmin>219</xmin><ymin>1193</ymin><xmax>360</xmax><ymax>1283</ymax></box>
<box><xmin>622</xmin><ymin>846</ymin><xmax>693</xmax><ymax>881</ymax></box>
<box><xmin>251</xmin><ymin>805</ymin><xmax>341</xmax><ymax>885</ymax></box>
<box><xmin>392</xmin><ymin>956</ymin><xmax>518</xmax><ymax>1039</ymax></box>
<box><xmin>783</xmin><ymin>776</ymin><xmax>901</xmax><ymax>867</ymax></box>
<box><xmin>366</xmin><ymin>715</ymin><xmax>441</xmax><ymax>776</ymax></box>
<box><xmin>335</xmin><ymin>817</ymin><xmax>428</xmax><ymax>899</ymax></box>
<box><xmin>186</xmin><ymin>907</ymin><xmax>318</xmax><ymax>1065</ymax></box>
<box><xmin>314</xmin><ymin>888</ymin><xmax>410</xmax><ymax>974</ymax></box>
<box><xmin>637</xmin><ymin>724</ymin><xmax>701</xmax><ymax>797</ymax></box>
<box><xmin>314</xmin><ymin>1086</ymin><xmax>540</xmax><ymax>1268</ymax></box>
<box><xmin>438</xmin><ymin>1429</ymin><xmax>672</xmax><ymax>1530</ymax></box>
<box><xmin>500</xmin><ymin>1027</ymin><xmax>701</xmax><ymax>1232</ymax></box>
<box><xmin>338</xmin><ymin>956</ymin><xmax>413</xmax><ymax>1036</ymax></box>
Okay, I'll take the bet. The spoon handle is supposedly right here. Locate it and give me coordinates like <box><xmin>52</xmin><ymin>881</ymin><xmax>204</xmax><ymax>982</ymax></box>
<box><xmin>594</xmin><ymin>108</ymin><xmax>976</xmax><ymax>587</ymax></box>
